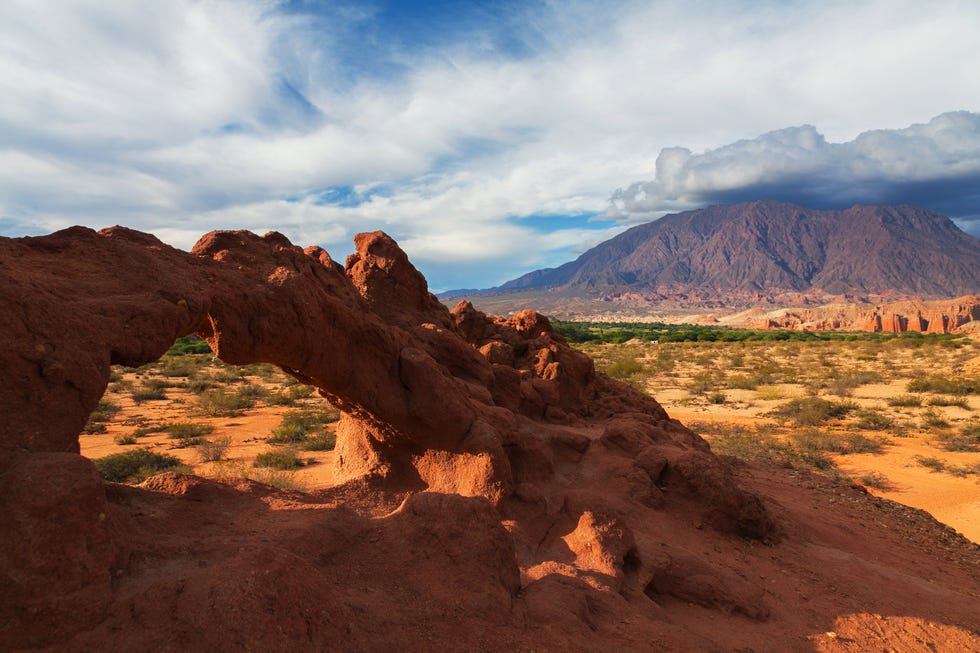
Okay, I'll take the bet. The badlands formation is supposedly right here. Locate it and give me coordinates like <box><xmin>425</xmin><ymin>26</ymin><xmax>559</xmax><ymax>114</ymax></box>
<box><xmin>1</xmin><ymin>227</ymin><xmax>978</xmax><ymax>651</ymax></box>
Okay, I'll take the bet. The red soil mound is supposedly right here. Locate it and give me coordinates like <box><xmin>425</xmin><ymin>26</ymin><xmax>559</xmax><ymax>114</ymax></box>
<box><xmin>1</xmin><ymin>227</ymin><xmax>977</xmax><ymax>651</ymax></box>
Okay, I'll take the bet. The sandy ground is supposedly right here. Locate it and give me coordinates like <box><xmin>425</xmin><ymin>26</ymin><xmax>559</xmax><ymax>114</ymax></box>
<box><xmin>661</xmin><ymin>378</ymin><xmax>980</xmax><ymax>544</ymax></box>
<box><xmin>81</xmin><ymin>346</ymin><xmax>980</xmax><ymax>545</ymax></box>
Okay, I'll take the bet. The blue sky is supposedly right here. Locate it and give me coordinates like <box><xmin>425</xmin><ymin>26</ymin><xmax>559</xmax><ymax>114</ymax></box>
<box><xmin>1</xmin><ymin>1</ymin><xmax>979</xmax><ymax>291</ymax></box>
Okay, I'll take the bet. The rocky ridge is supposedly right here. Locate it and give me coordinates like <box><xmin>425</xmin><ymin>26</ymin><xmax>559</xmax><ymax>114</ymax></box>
<box><xmin>1</xmin><ymin>227</ymin><xmax>978</xmax><ymax>651</ymax></box>
<box><xmin>494</xmin><ymin>200</ymin><xmax>980</xmax><ymax>301</ymax></box>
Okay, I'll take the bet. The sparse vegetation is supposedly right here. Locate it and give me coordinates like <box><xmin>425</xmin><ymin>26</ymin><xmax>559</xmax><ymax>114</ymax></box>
<box><xmin>94</xmin><ymin>449</ymin><xmax>186</xmax><ymax>483</ymax></box>
<box><xmin>254</xmin><ymin>448</ymin><xmax>303</xmax><ymax>470</ymax></box>
<box><xmin>767</xmin><ymin>397</ymin><xmax>857</xmax><ymax>426</ymax></box>
<box><xmin>198</xmin><ymin>388</ymin><xmax>255</xmax><ymax>416</ymax></box>
<box><xmin>198</xmin><ymin>435</ymin><xmax>232</xmax><ymax>462</ymax></box>
<box><xmin>907</xmin><ymin>376</ymin><xmax>980</xmax><ymax>395</ymax></box>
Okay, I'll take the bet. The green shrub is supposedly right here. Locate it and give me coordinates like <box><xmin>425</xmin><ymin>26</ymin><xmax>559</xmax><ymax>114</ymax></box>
<box><xmin>767</xmin><ymin>397</ymin><xmax>857</xmax><ymax>426</ymax></box>
<box><xmin>114</xmin><ymin>434</ymin><xmax>137</xmax><ymax>445</ymax></box>
<box><xmin>725</xmin><ymin>374</ymin><xmax>759</xmax><ymax>390</ymax></box>
<box><xmin>253</xmin><ymin>449</ymin><xmax>303</xmax><ymax>470</ymax></box>
<box><xmin>927</xmin><ymin>396</ymin><xmax>971</xmax><ymax>409</ymax></box>
<box><xmin>269</xmin><ymin>410</ymin><xmax>339</xmax><ymax>445</ymax></box>
<box><xmin>935</xmin><ymin>424</ymin><xmax>980</xmax><ymax>452</ymax></box>
<box><xmin>907</xmin><ymin>376</ymin><xmax>980</xmax><ymax>395</ymax></box>
<box><xmin>88</xmin><ymin>398</ymin><xmax>121</xmax><ymax>423</ymax></box>
<box><xmin>604</xmin><ymin>356</ymin><xmax>644</xmax><ymax>380</ymax></box>
<box><xmin>198</xmin><ymin>388</ymin><xmax>254</xmax><ymax>416</ymax></box>
<box><xmin>166</xmin><ymin>422</ymin><xmax>214</xmax><ymax>440</ymax></box>
<box><xmin>854</xmin><ymin>410</ymin><xmax>893</xmax><ymax>431</ymax></box>
<box><xmin>94</xmin><ymin>449</ymin><xmax>186</xmax><ymax>483</ymax></box>
<box><xmin>166</xmin><ymin>336</ymin><xmax>213</xmax><ymax>355</ymax></box>
<box><xmin>920</xmin><ymin>408</ymin><xmax>950</xmax><ymax>429</ymax></box>
<box><xmin>887</xmin><ymin>394</ymin><xmax>922</xmax><ymax>407</ymax></box>
<box><xmin>303</xmin><ymin>432</ymin><xmax>336</xmax><ymax>451</ymax></box>
<box><xmin>708</xmin><ymin>391</ymin><xmax>726</xmax><ymax>405</ymax></box>
<box><xmin>83</xmin><ymin>423</ymin><xmax>107</xmax><ymax>435</ymax></box>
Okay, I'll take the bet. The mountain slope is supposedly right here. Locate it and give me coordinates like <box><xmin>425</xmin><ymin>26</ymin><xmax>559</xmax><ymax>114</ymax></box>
<box><xmin>500</xmin><ymin>201</ymin><xmax>980</xmax><ymax>297</ymax></box>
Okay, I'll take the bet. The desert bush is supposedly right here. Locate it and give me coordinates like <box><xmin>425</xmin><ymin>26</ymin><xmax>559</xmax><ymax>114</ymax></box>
<box><xmin>83</xmin><ymin>423</ymin><xmax>107</xmax><ymax>434</ymax></box>
<box><xmin>158</xmin><ymin>355</ymin><xmax>210</xmax><ymax>378</ymax></box>
<box><xmin>887</xmin><ymin>394</ymin><xmax>922</xmax><ymax>407</ymax></box>
<box><xmin>198</xmin><ymin>435</ymin><xmax>232</xmax><ymax>462</ymax></box>
<box><xmin>204</xmin><ymin>460</ymin><xmax>305</xmax><ymax>490</ymax></box>
<box><xmin>920</xmin><ymin>408</ymin><xmax>950</xmax><ymax>429</ymax></box>
<box><xmin>827</xmin><ymin>371</ymin><xmax>878</xmax><ymax>397</ymax></box>
<box><xmin>166</xmin><ymin>336</ymin><xmax>213</xmax><ymax>356</ymax></box>
<box><xmin>707</xmin><ymin>391</ymin><xmax>726</xmax><ymax>405</ymax></box>
<box><xmin>693</xmin><ymin>422</ymin><xmax>794</xmax><ymax>466</ymax></box>
<box><xmin>854</xmin><ymin>409</ymin><xmax>893</xmax><ymax>431</ymax></box>
<box><xmin>114</xmin><ymin>434</ymin><xmax>137</xmax><ymax>445</ymax></box>
<box><xmin>915</xmin><ymin>455</ymin><xmax>947</xmax><ymax>473</ymax></box>
<box><xmin>935</xmin><ymin>424</ymin><xmax>980</xmax><ymax>452</ymax></box>
<box><xmin>856</xmin><ymin>471</ymin><xmax>892</xmax><ymax>491</ymax></box>
<box><xmin>269</xmin><ymin>384</ymin><xmax>316</xmax><ymax>406</ymax></box>
<box><xmin>604</xmin><ymin>355</ymin><xmax>644</xmax><ymax>380</ymax></box>
<box><xmin>198</xmin><ymin>388</ymin><xmax>255</xmax><ymax>416</ymax></box>
<box><xmin>94</xmin><ymin>449</ymin><xmax>186</xmax><ymax>483</ymax></box>
<box><xmin>725</xmin><ymin>373</ymin><xmax>760</xmax><ymax>390</ymax></box>
<box><xmin>754</xmin><ymin>386</ymin><xmax>786</xmax><ymax>400</ymax></box>
<box><xmin>167</xmin><ymin>422</ymin><xmax>214</xmax><ymax>440</ymax></box>
<box><xmin>926</xmin><ymin>396</ymin><xmax>971</xmax><ymax>409</ymax></box>
<box><xmin>303</xmin><ymin>432</ymin><xmax>337</xmax><ymax>451</ymax></box>
<box><xmin>253</xmin><ymin>448</ymin><xmax>303</xmax><ymax>470</ymax></box>
<box><xmin>89</xmin><ymin>398</ymin><xmax>121</xmax><ymax>423</ymax></box>
<box><xmin>131</xmin><ymin>381</ymin><xmax>169</xmax><ymax>404</ymax></box>
<box><xmin>686</xmin><ymin>372</ymin><xmax>715</xmax><ymax>395</ymax></box>
<box><xmin>131</xmin><ymin>424</ymin><xmax>169</xmax><ymax>438</ymax></box>
<box><xmin>788</xmin><ymin>429</ymin><xmax>885</xmax><ymax>456</ymax></box>
<box><xmin>768</xmin><ymin>397</ymin><xmax>857</xmax><ymax>426</ymax></box>
<box><xmin>269</xmin><ymin>410</ymin><xmax>339</xmax><ymax>446</ymax></box>
<box><xmin>907</xmin><ymin>376</ymin><xmax>980</xmax><ymax>395</ymax></box>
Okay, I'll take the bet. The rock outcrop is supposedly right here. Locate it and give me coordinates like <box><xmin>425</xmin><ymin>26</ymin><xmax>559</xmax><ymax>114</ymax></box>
<box><xmin>1</xmin><ymin>227</ymin><xmax>977</xmax><ymax>651</ymax></box>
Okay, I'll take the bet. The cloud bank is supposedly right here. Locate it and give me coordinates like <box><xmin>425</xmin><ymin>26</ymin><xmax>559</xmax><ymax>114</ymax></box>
<box><xmin>608</xmin><ymin>112</ymin><xmax>980</xmax><ymax>233</ymax></box>
<box><xmin>2</xmin><ymin>1</ymin><xmax>979</xmax><ymax>289</ymax></box>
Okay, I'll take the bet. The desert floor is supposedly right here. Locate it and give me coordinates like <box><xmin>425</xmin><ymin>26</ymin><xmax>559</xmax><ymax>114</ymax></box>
<box><xmin>80</xmin><ymin>333</ymin><xmax>980</xmax><ymax>544</ymax></box>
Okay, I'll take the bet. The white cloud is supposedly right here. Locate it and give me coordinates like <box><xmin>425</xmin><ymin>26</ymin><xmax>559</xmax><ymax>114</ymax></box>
<box><xmin>608</xmin><ymin>111</ymin><xmax>980</xmax><ymax>221</ymax></box>
<box><xmin>2</xmin><ymin>0</ymin><xmax>979</xmax><ymax>288</ymax></box>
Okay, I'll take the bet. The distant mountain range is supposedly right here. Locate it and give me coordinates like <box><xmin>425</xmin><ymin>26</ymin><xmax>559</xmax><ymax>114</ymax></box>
<box><xmin>497</xmin><ymin>201</ymin><xmax>980</xmax><ymax>298</ymax></box>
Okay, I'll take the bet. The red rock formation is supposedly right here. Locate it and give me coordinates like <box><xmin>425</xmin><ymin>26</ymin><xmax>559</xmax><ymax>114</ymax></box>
<box><xmin>1</xmin><ymin>227</ymin><xmax>978</xmax><ymax>651</ymax></box>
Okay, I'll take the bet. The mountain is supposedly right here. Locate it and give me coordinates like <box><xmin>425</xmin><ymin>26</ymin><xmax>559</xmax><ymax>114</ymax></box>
<box><xmin>499</xmin><ymin>201</ymin><xmax>980</xmax><ymax>298</ymax></box>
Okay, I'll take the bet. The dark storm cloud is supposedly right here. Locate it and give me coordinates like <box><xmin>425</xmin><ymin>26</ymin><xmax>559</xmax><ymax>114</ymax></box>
<box><xmin>608</xmin><ymin>112</ymin><xmax>980</xmax><ymax>227</ymax></box>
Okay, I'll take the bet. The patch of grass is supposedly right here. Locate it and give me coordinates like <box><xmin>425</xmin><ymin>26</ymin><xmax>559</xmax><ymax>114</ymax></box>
<box><xmin>935</xmin><ymin>424</ymin><xmax>980</xmax><ymax>452</ymax></box>
<box><xmin>920</xmin><ymin>408</ymin><xmax>950</xmax><ymax>429</ymax></box>
<box><xmin>915</xmin><ymin>455</ymin><xmax>947</xmax><ymax>473</ymax></box>
<box><xmin>856</xmin><ymin>471</ymin><xmax>893</xmax><ymax>491</ymax></box>
<box><xmin>753</xmin><ymin>385</ymin><xmax>787</xmax><ymax>401</ymax></box>
<box><xmin>198</xmin><ymin>435</ymin><xmax>232</xmax><ymax>462</ymax></box>
<box><xmin>767</xmin><ymin>397</ymin><xmax>857</xmax><ymax>426</ymax></box>
<box><xmin>303</xmin><ymin>432</ymin><xmax>336</xmax><ymax>451</ymax></box>
<box><xmin>94</xmin><ymin>449</ymin><xmax>187</xmax><ymax>483</ymax></box>
<box><xmin>83</xmin><ymin>422</ymin><xmax>107</xmax><ymax>434</ymax></box>
<box><xmin>253</xmin><ymin>448</ymin><xmax>303</xmax><ymax>470</ymax></box>
<box><xmin>604</xmin><ymin>355</ymin><xmax>644</xmax><ymax>380</ymax></box>
<box><xmin>268</xmin><ymin>409</ymin><xmax>340</xmax><ymax>448</ymax></box>
<box><xmin>198</xmin><ymin>388</ymin><xmax>255</xmax><ymax>416</ymax></box>
<box><xmin>854</xmin><ymin>409</ymin><xmax>893</xmax><ymax>431</ymax></box>
<box><xmin>203</xmin><ymin>461</ymin><xmax>305</xmax><ymax>490</ymax></box>
<box><xmin>268</xmin><ymin>384</ymin><xmax>315</xmax><ymax>406</ymax></box>
<box><xmin>114</xmin><ymin>434</ymin><xmax>137</xmax><ymax>445</ymax></box>
<box><xmin>907</xmin><ymin>376</ymin><xmax>980</xmax><ymax>395</ymax></box>
<box><xmin>926</xmin><ymin>396</ymin><xmax>971</xmax><ymax>409</ymax></box>
<box><xmin>887</xmin><ymin>394</ymin><xmax>922</xmax><ymax>407</ymax></box>
<box><xmin>131</xmin><ymin>380</ymin><xmax>169</xmax><ymax>404</ymax></box>
<box><xmin>89</xmin><ymin>398</ymin><xmax>121</xmax><ymax>423</ymax></box>
<box><xmin>131</xmin><ymin>424</ymin><xmax>169</xmax><ymax>438</ymax></box>
<box><xmin>788</xmin><ymin>429</ymin><xmax>886</xmax><ymax>456</ymax></box>
<box><xmin>166</xmin><ymin>422</ymin><xmax>214</xmax><ymax>440</ymax></box>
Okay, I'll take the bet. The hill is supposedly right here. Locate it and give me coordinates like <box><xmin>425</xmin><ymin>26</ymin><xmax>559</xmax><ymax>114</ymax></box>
<box><xmin>500</xmin><ymin>201</ymin><xmax>980</xmax><ymax>298</ymax></box>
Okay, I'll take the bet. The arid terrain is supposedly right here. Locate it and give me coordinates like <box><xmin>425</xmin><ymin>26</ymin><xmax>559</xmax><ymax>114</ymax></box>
<box><xmin>579</xmin><ymin>335</ymin><xmax>980</xmax><ymax>544</ymax></box>
<box><xmin>3</xmin><ymin>226</ymin><xmax>979</xmax><ymax>652</ymax></box>
<box><xmin>78</xmin><ymin>331</ymin><xmax>980</xmax><ymax>547</ymax></box>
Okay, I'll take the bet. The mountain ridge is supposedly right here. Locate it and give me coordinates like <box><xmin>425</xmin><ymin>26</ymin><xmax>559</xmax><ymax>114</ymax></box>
<box><xmin>497</xmin><ymin>201</ymin><xmax>980</xmax><ymax>298</ymax></box>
